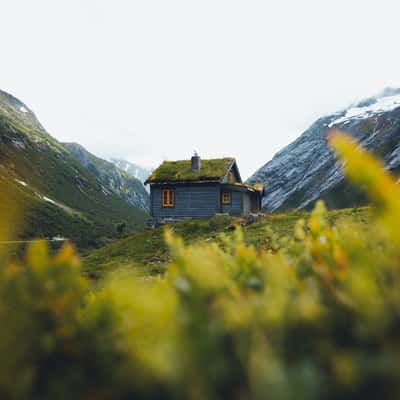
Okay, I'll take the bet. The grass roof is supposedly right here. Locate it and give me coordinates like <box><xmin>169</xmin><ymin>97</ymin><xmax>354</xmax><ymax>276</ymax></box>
<box><xmin>145</xmin><ymin>158</ymin><xmax>235</xmax><ymax>183</ymax></box>
<box><xmin>232</xmin><ymin>182</ymin><xmax>264</xmax><ymax>192</ymax></box>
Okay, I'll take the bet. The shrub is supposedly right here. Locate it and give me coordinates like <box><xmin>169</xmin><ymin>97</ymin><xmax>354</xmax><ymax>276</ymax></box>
<box><xmin>2</xmin><ymin>131</ymin><xmax>400</xmax><ymax>399</ymax></box>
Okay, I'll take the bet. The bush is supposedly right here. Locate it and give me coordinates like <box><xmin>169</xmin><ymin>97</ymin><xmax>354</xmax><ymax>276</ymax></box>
<box><xmin>2</xmin><ymin>131</ymin><xmax>400</xmax><ymax>399</ymax></box>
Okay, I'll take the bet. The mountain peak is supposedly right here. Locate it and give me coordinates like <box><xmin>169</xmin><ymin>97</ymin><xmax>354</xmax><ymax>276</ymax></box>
<box><xmin>327</xmin><ymin>89</ymin><xmax>400</xmax><ymax>129</ymax></box>
<box><xmin>109</xmin><ymin>158</ymin><xmax>153</xmax><ymax>184</ymax></box>
<box><xmin>0</xmin><ymin>89</ymin><xmax>45</xmax><ymax>133</ymax></box>
<box><xmin>1</xmin><ymin>89</ymin><xmax>149</xmax><ymax>247</ymax></box>
<box><xmin>248</xmin><ymin>88</ymin><xmax>400</xmax><ymax>212</ymax></box>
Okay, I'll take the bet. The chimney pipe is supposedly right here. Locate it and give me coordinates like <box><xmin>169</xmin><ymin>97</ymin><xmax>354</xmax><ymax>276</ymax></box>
<box><xmin>191</xmin><ymin>151</ymin><xmax>201</xmax><ymax>172</ymax></box>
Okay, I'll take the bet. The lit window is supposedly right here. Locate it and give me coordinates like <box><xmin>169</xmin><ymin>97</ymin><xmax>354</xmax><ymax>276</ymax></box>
<box><xmin>221</xmin><ymin>191</ymin><xmax>231</xmax><ymax>205</ymax></box>
<box><xmin>162</xmin><ymin>188</ymin><xmax>175</xmax><ymax>207</ymax></box>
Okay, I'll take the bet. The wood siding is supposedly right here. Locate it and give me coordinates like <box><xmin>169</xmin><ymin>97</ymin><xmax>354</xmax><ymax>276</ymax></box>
<box><xmin>222</xmin><ymin>161</ymin><xmax>242</xmax><ymax>183</ymax></box>
<box><xmin>151</xmin><ymin>184</ymin><xmax>219</xmax><ymax>219</ymax></box>
<box><xmin>150</xmin><ymin>182</ymin><xmax>261</xmax><ymax>221</ymax></box>
<box><xmin>243</xmin><ymin>193</ymin><xmax>251</xmax><ymax>215</ymax></box>
<box><xmin>221</xmin><ymin>190</ymin><xmax>242</xmax><ymax>215</ymax></box>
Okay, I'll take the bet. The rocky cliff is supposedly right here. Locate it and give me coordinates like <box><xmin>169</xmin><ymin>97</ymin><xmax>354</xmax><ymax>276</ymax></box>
<box><xmin>64</xmin><ymin>143</ymin><xmax>149</xmax><ymax>212</ymax></box>
<box><xmin>248</xmin><ymin>88</ymin><xmax>400</xmax><ymax>212</ymax></box>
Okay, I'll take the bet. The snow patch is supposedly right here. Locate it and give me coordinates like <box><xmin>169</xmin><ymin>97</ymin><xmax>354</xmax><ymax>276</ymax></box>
<box><xmin>328</xmin><ymin>94</ymin><xmax>400</xmax><ymax>128</ymax></box>
<box><xmin>13</xmin><ymin>181</ymin><xmax>68</xmax><ymax>211</ymax></box>
<box><xmin>15</xmin><ymin>179</ymin><xmax>28</xmax><ymax>187</ymax></box>
<box><xmin>52</xmin><ymin>235</ymin><xmax>67</xmax><ymax>241</ymax></box>
<box><xmin>36</xmin><ymin>192</ymin><xmax>65</xmax><ymax>209</ymax></box>
<box><xmin>43</xmin><ymin>196</ymin><xmax>58</xmax><ymax>205</ymax></box>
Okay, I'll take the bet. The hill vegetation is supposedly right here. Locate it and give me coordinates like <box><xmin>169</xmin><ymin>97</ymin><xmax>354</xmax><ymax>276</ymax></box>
<box><xmin>83</xmin><ymin>206</ymin><xmax>371</xmax><ymax>279</ymax></box>
<box><xmin>2</xmin><ymin>133</ymin><xmax>400</xmax><ymax>399</ymax></box>
<box><xmin>0</xmin><ymin>90</ymin><xmax>148</xmax><ymax>249</ymax></box>
<box><xmin>146</xmin><ymin>157</ymin><xmax>235</xmax><ymax>182</ymax></box>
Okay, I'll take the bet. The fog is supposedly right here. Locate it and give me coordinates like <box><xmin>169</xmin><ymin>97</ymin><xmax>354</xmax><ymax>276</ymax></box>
<box><xmin>2</xmin><ymin>0</ymin><xmax>400</xmax><ymax>178</ymax></box>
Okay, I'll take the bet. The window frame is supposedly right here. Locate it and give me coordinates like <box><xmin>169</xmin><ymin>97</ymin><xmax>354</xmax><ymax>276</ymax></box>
<box><xmin>162</xmin><ymin>188</ymin><xmax>175</xmax><ymax>208</ymax></box>
<box><xmin>221</xmin><ymin>191</ymin><xmax>232</xmax><ymax>205</ymax></box>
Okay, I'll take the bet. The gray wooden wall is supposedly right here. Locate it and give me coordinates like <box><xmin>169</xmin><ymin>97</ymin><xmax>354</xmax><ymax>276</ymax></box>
<box><xmin>221</xmin><ymin>190</ymin><xmax>243</xmax><ymax>215</ymax></box>
<box><xmin>151</xmin><ymin>184</ymin><xmax>219</xmax><ymax>219</ymax></box>
<box><xmin>150</xmin><ymin>183</ymin><xmax>259</xmax><ymax>220</ymax></box>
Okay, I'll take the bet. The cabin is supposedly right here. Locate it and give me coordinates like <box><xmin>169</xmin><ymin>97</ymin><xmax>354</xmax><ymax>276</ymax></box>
<box><xmin>145</xmin><ymin>153</ymin><xmax>263</xmax><ymax>225</ymax></box>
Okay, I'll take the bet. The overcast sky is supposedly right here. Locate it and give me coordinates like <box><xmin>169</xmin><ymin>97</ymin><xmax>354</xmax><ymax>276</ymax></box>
<box><xmin>1</xmin><ymin>0</ymin><xmax>400</xmax><ymax>178</ymax></box>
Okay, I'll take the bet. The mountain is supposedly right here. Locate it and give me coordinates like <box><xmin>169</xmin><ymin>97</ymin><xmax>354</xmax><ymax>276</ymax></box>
<box><xmin>109</xmin><ymin>158</ymin><xmax>152</xmax><ymax>184</ymax></box>
<box><xmin>248</xmin><ymin>88</ymin><xmax>400</xmax><ymax>212</ymax></box>
<box><xmin>0</xmin><ymin>89</ymin><xmax>148</xmax><ymax>248</ymax></box>
<box><xmin>64</xmin><ymin>143</ymin><xmax>149</xmax><ymax>211</ymax></box>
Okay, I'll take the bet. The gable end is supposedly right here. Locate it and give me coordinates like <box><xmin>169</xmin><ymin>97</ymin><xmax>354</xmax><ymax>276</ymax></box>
<box><xmin>222</xmin><ymin>160</ymin><xmax>242</xmax><ymax>184</ymax></box>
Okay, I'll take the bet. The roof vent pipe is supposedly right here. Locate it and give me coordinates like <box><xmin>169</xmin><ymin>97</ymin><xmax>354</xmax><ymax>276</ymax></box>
<box><xmin>191</xmin><ymin>151</ymin><xmax>201</xmax><ymax>172</ymax></box>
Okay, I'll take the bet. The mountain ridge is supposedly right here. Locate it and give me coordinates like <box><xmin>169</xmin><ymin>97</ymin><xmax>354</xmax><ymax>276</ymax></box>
<box><xmin>109</xmin><ymin>158</ymin><xmax>153</xmax><ymax>186</ymax></box>
<box><xmin>248</xmin><ymin>88</ymin><xmax>400</xmax><ymax>212</ymax></box>
<box><xmin>64</xmin><ymin>142</ymin><xmax>149</xmax><ymax>211</ymax></box>
<box><xmin>0</xmin><ymin>89</ymin><xmax>148</xmax><ymax>248</ymax></box>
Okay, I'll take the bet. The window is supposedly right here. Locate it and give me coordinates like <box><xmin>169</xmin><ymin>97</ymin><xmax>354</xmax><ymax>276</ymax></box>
<box><xmin>162</xmin><ymin>188</ymin><xmax>175</xmax><ymax>207</ymax></box>
<box><xmin>221</xmin><ymin>191</ymin><xmax>231</xmax><ymax>205</ymax></box>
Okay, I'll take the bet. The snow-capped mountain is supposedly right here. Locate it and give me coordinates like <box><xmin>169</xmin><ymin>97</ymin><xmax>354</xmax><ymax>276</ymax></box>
<box><xmin>64</xmin><ymin>144</ymin><xmax>149</xmax><ymax>212</ymax></box>
<box><xmin>109</xmin><ymin>158</ymin><xmax>153</xmax><ymax>184</ymax></box>
<box><xmin>248</xmin><ymin>88</ymin><xmax>400</xmax><ymax>212</ymax></box>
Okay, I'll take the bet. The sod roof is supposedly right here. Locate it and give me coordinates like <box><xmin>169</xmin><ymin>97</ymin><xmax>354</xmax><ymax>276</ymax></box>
<box><xmin>145</xmin><ymin>158</ymin><xmax>235</xmax><ymax>184</ymax></box>
<box><xmin>233</xmin><ymin>182</ymin><xmax>264</xmax><ymax>192</ymax></box>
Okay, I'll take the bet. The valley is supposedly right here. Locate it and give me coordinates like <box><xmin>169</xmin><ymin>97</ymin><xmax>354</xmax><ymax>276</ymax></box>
<box><xmin>4</xmin><ymin>1</ymin><xmax>400</xmax><ymax>397</ymax></box>
<box><xmin>0</xmin><ymin>85</ymin><xmax>398</xmax><ymax>400</ymax></box>
<box><xmin>2</xmin><ymin>86</ymin><xmax>399</xmax><ymax>256</ymax></box>
<box><xmin>83</xmin><ymin>206</ymin><xmax>371</xmax><ymax>279</ymax></box>
<box><xmin>0</xmin><ymin>89</ymin><xmax>150</xmax><ymax>249</ymax></box>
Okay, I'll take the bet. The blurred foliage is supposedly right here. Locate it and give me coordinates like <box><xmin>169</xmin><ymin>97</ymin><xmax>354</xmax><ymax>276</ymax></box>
<box><xmin>2</xmin><ymin>131</ymin><xmax>400</xmax><ymax>398</ymax></box>
<box><xmin>83</xmin><ymin>208</ymin><xmax>371</xmax><ymax>280</ymax></box>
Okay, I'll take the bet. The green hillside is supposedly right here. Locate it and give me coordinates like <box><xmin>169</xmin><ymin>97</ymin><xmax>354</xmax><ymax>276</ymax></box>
<box><xmin>83</xmin><ymin>206</ymin><xmax>371</xmax><ymax>279</ymax></box>
<box><xmin>0</xmin><ymin>90</ymin><xmax>148</xmax><ymax>249</ymax></box>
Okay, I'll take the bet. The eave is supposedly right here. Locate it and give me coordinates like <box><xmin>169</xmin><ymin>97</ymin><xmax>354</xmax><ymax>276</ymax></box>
<box><xmin>147</xmin><ymin>179</ymin><xmax>221</xmax><ymax>185</ymax></box>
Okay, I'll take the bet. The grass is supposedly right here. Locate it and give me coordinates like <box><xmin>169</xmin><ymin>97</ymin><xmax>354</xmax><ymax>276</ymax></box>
<box><xmin>0</xmin><ymin>113</ymin><xmax>148</xmax><ymax>250</ymax></box>
<box><xmin>1</xmin><ymin>131</ymin><xmax>398</xmax><ymax>399</ymax></box>
<box><xmin>83</xmin><ymin>206</ymin><xmax>371</xmax><ymax>279</ymax></box>
<box><xmin>145</xmin><ymin>157</ymin><xmax>234</xmax><ymax>182</ymax></box>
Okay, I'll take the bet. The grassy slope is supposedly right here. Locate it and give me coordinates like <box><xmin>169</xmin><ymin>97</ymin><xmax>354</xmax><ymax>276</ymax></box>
<box><xmin>0</xmin><ymin>173</ymin><xmax>102</xmax><ymax>256</ymax></box>
<box><xmin>146</xmin><ymin>157</ymin><xmax>234</xmax><ymax>182</ymax></box>
<box><xmin>83</xmin><ymin>206</ymin><xmax>371</xmax><ymax>279</ymax></box>
<box><xmin>0</xmin><ymin>113</ymin><xmax>148</xmax><ymax>249</ymax></box>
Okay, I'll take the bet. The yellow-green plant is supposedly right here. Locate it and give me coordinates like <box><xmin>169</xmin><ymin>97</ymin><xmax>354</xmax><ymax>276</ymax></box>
<box><xmin>2</xmin><ymin>131</ymin><xmax>400</xmax><ymax>399</ymax></box>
